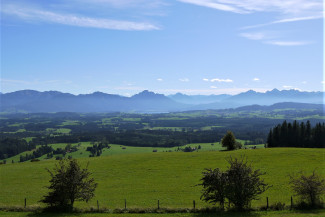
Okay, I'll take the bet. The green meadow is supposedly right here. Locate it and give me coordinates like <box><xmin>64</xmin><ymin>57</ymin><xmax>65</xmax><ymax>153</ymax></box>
<box><xmin>0</xmin><ymin>148</ymin><xmax>324</xmax><ymax>210</ymax></box>
<box><xmin>4</xmin><ymin>140</ymin><xmax>262</xmax><ymax>164</ymax></box>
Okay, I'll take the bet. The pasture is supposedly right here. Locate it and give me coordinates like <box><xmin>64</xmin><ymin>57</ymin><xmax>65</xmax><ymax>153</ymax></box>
<box><xmin>0</xmin><ymin>148</ymin><xmax>324</xmax><ymax>210</ymax></box>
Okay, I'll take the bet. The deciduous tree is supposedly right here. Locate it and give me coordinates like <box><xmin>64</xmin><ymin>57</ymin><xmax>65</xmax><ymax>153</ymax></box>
<box><xmin>289</xmin><ymin>170</ymin><xmax>325</xmax><ymax>207</ymax></box>
<box><xmin>199</xmin><ymin>157</ymin><xmax>270</xmax><ymax>210</ymax></box>
<box><xmin>41</xmin><ymin>159</ymin><xmax>97</xmax><ymax>211</ymax></box>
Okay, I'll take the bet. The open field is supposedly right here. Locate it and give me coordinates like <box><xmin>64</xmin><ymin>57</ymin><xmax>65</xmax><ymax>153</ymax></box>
<box><xmin>1</xmin><ymin>210</ymin><xmax>325</xmax><ymax>217</ymax></box>
<box><xmin>4</xmin><ymin>140</ymin><xmax>263</xmax><ymax>164</ymax></box>
<box><xmin>0</xmin><ymin>148</ymin><xmax>324</xmax><ymax>210</ymax></box>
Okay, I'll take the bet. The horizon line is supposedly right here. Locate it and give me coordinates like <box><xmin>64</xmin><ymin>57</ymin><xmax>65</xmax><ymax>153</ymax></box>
<box><xmin>1</xmin><ymin>88</ymin><xmax>324</xmax><ymax>97</ymax></box>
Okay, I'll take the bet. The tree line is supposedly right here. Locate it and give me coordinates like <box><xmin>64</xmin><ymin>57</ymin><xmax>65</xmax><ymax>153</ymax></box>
<box><xmin>267</xmin><ymin>120</ymin><xmax>325</xmax><ymax>148</ymax></box>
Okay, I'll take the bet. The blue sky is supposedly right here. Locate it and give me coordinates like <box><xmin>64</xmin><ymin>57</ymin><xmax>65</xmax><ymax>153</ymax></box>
<box><xmin>1</xmin><ymin>0</ymin><xmax>324</xmax><ymax>96</ymax></box>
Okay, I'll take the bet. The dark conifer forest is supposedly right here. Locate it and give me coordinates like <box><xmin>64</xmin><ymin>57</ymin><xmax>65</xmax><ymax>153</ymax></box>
<box><xmin>267</xmin><ymin>120</ymin><xmax>325</xmax><ymax>148</ymax></box>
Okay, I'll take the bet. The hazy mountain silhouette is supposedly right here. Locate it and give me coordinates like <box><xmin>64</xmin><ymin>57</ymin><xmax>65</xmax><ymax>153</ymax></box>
<box><xmin>0</xmin><ymin>89</ymin><xmax>323</xmax><ymax>113</ymax></box>
<box><xmin>168</xmin><ymin>93</ymin><xmax>231</xmax><ymax>105</ymax></box>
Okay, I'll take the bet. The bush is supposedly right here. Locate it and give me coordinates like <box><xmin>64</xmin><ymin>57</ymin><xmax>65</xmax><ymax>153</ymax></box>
<box><xmin>289</xmin><ymin>170</ymin><xmax>325</xmax><ymax>208</ymax></box>
<box><xmin>199</xmin><ymin>156</ymin><xmax>270</xmax><ymax>210</ymax></box>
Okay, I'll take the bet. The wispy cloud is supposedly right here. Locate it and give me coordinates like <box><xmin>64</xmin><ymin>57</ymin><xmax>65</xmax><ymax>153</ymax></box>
<box><xmin>177</xmin><ymin>0</ymin><xmax>322</xmax><ymax>16</ymax></box>
<box><xmin>75</xmin><ymin>0</ymin><xmax>167</xmax><ymax>9</ymax></box>
<box><xmin>179</xmin><ymin>78</ymin><xmax>190</xmax><ymax>82</ymax></box>
<box><xmin>203</xmin><ymin>78</ymin><xmax>210</xmax><ymax>82</ymax></box>
<box><xmin>240</xmin><ymin>31</ymin><xmax>313</xmax><ymax>46</ymax></box>
<box><xmin>1</xmin><ymin>4</ymin><xmax>159</xmax><ymax>31</ymax></box>
<box><xmin>265</xmin><ymin>41</ymin><xmax>312</xmax><ymax>46</ymax></box>
<box><xmin>240</xmin><ymin>32</ymin><xmax>267</xmax><ymax>40</ymax></box>
<box><xmin>253</xmin><ymin>78</ymin><xmax>260</xmax><ymax>81</ymax></box>
<box><xmin>242</xmin><ymin>15</ymin><xmax>323</xmax><ymax>29</ymax></box>
<box><xmin>157</xmin><ymin>78</ymin><xmax>163</xmax><ymax>82</ymax></box>
<box><xmin>210</xmin><ymin>86</ymin><xmax>217</xmax><ymax>89</ymax></box>
<box><xmin>177</xmin><ymin>0</ymin><xmax>245</xmax><ymax>13</ymax></box>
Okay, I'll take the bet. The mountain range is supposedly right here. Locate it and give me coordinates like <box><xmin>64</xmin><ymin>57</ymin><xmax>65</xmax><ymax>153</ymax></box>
<box><xmin>0</xmin><ymin>89</ymin><xmax>323</xmax><ymax>113</ymax></box>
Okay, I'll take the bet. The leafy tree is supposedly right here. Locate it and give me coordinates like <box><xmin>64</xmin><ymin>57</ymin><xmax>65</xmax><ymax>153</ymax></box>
<box><xmin>289</xmin><ymin>170</ymin><xmax>325</xmax><ymax>207</ymax></box>
<box><xmin>221</xmin><ymin>131</ymin><xmax>238</xmax><ymax>151</ymax></box>
<box><xmin>199</xmin><ymin>157</ymin><xmax>270</xmax><ymax>210</ymax></box>
<box><xmin>41</xmin><ymin>159</ymin><xmax>97</xmax><ymax>211</ymax></box>
<box><xmin>225</xmin><ymin>157</ymin><xmax>270</xmax><ymax>209</ymax></box>
<box><xmin>199</xmin><ymin>168</ymin><xmax>227</xmax><ymax>209</ymax></box>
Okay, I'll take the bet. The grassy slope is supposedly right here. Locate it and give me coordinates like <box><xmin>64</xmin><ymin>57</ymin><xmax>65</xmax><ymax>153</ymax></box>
<box><xmin>1</xmin><ymin>148</ymin><xmax>324</xmax><ymax>210</ymax></box>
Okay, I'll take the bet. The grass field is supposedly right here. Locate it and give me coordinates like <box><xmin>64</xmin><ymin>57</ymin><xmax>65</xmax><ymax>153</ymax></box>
<box><xmin>0</xmin><ymin>148</ymin><xmax>324</xmax><ymax>210</ymax></box>
<box><xmin>4</xmin><ymin>140</ymin><xmax>263</xmax><ymax>164</ymax></box>
<box><xmin>1</xmin><ymin>210</ymin><xmax>325</xmax><ymax>217</ymax></box>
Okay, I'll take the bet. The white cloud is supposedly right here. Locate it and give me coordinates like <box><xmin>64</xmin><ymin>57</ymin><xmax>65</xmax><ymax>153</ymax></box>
<box><xmin>321</xmin><ymin>81</ymin><xmax>325</xmax><ymax>84</ymax></box>
<box><xmin>177</xmin><ymin>0</ymin><xmax>245</xmax><ymax>13</ymax></box>
<box><xmin>242</xmin><ymin>15</ymin><xmax>323</xmax><ymax>29</ymax></box>
<box><xmin>157</xmin><ymin>78</ymin><xmax>163</xmax><ymax>82</ymax></box>
<box><xmin>177</xmin><ymin>0</ymin><xmax>322</xmax><ymax>17</ymax></box>
<box><xmin>179</xmin><ymin>78</ymin><xmax>190</xmax><ymax>82</ymax></box>
<box><xmin>265</xmin><ymin>41</ymin><xmax>312</xmax><ymax>46</ymax></box>
<box><xmin>210</xmin><ymin>86</ymin><xmax>217</xmax><ymax>89</ymax></box>
<box><xmin>282</xmin><ymin>85</ymin><xmax>301</xmax><ymax>91</ymax></box>
<box><xmin>240</xmin><ymin>32</ymin><xmax>266</xmax><ymax>40</ymax></box>
<box><xmin>203</xmin><ymin>78</ymin><xmax>234</xmax><ymax>83</ymax></box>
<box><xmin>273</xmin><ymin>16</ymin><xmax>323</xmax><ymax>24</ymax></box>
<box><xmin>283</xmin><ymin>85</ymin><xmax>293</xmax><ymax>89</ymax></box>
<box><xmin>253</xmin><ymin>78</ymin><xmax>260</xmax><ymax>81</ymax></box>
<box><xmin>302</xmin><ymin>81</ymin><xmax>307</xmax><ymax>84</ymax></box>
<box><xmin>75</xmin><ymin>0</ymin><xmax>166</xmax><ymax>9</ymax></box>
<box><xmin>210</xmin><ymin>78</ymin><xmax>233</xmax><ymax>83</ymax></box>
<box><xmin>1</xmin><ymin>4</ymin><xmax>159</xmax><ymax>31</ymax></box>
<box><xmin>240</xmin><ymin>31</ymin><xmax>313</xmax><ymax>46</ymax></box>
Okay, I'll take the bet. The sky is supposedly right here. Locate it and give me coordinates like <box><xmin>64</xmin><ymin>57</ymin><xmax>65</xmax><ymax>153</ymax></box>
<box><xmin>1</xmin><ymin>0</ymin><xmax>324</xmax><ymax>96</ymax></box>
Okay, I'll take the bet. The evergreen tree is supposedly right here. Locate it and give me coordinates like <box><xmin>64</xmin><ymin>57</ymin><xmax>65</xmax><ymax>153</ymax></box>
<box><xmin>267</xmin><ymin>120</ymin><xmax>325</xmax><ymax>148</ymax></box>
<box><xmin>266</xmin><ymin>130</ymin><xmax>274</xmax><ymax>147</ymax></box>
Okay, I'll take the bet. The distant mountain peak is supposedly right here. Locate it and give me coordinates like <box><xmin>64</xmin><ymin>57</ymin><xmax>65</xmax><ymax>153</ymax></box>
<box><xmin>270</xmin><ymin>88</ymin><xmax>280</xmax><ymax>92</ymax></box>
<box><xmin>132</xmin><ymin>90</ymin><xmax>165</xmax><ymax>99</ymax></box>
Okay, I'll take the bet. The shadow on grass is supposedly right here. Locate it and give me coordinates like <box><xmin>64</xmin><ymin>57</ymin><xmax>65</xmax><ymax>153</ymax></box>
<box><xmin>192</xmin><ymin>211</ymin><xmax>262</xmax><ymax>217</ymax></box>
<box><xmin>27</xmin><ymin>212</ymin><xmax>83</xmax><ymax>217</ymax></box>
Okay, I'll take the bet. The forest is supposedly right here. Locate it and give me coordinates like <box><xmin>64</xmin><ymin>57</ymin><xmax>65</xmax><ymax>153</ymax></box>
<box><xmin>267</xmin><ymin>120</ymin><xmax>325</xmax><ymax>148</ymax></box>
